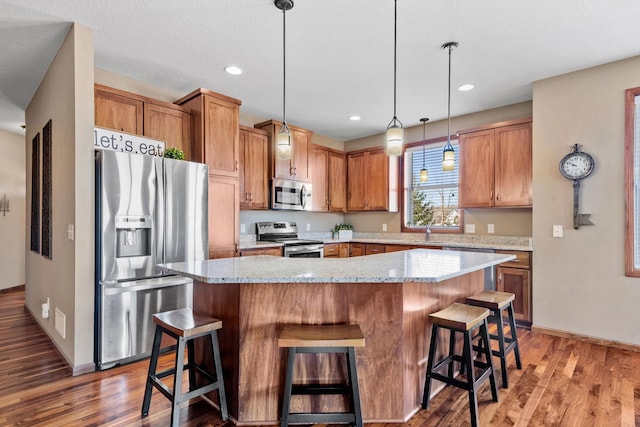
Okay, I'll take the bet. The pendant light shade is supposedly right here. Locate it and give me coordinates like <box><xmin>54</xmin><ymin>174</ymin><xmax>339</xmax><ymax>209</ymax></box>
<box><xmin>275</xmin><ymin>0</ymin><xmax>294</xmax><ymax>161</ymax></box>
<box><xmin>442</xmin><ymin>41</ymin><xmax>458</xmax><ymax>171</ymax></box>
<box><xmin>386</xmin><ymin>0</ymin><xmax>403</xmax><ymax>157</ymax></box>
<box><xmin>419</xmin><ymin>117</ymin><xmax>429</xmax><ymax>182</ymax></box>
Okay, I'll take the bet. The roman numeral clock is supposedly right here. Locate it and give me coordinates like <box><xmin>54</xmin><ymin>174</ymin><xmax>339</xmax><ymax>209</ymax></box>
<box><xmin>559</xmin><ymin>144</ymin><xmax>595</xmax><ymax>229</ymax></box>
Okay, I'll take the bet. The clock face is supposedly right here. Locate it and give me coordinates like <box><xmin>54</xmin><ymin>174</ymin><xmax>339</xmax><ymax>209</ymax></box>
<box><xmin>559</xmin><ymin>152</ymin><xmax>594</xmax><ymax>180</ymax></box>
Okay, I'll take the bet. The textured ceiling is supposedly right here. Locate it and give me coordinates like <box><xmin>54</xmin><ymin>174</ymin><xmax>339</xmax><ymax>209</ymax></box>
<box><xmin>2</xmin><ymin>0</ymin><xmax>640</xmax><ymax>140</ymax></box>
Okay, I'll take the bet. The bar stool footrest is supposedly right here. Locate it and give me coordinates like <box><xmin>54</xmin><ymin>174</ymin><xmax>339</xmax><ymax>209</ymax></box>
<box><xmin>292</xmin><ymin>384</ymin><xmax>351</xmax><ymax>395</ymax></box>
<box><xmin>288</xmin><ymin>412</ymin><xmax>356</xmax><ymax>424</ymax></box>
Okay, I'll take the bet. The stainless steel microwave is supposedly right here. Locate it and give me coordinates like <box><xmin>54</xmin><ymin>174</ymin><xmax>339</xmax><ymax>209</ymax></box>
<box><xmin>272</xmin><ymin>178</ymin><xmax>312</xmax><ymax>211</ymax></box>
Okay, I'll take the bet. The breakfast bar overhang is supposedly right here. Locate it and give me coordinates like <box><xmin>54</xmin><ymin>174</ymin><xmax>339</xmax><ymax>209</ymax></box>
<box><xmin>160</xmin><ymin>249</ymin><xmax>514</xmax><ymax>424</ymax></box>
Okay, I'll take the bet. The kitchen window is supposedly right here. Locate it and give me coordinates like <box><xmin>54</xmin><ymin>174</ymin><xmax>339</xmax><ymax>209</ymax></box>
<box><xmin>402</xmin><ymin>139</ymin><xmax>461</xmax><ymax>232</ymax></box>
<box><xmin>625</xmin><ymin>86</ymin><xmax>640</xmax><ymax>276</ymax></box>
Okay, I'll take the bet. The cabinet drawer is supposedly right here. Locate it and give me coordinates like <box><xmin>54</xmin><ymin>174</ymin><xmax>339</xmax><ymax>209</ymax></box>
<box><xmin>365</xmin><ymin>244</ymin><xmax>385</xmax><ymax>255</ymax></box>
<box><xmin>496</xmin><ymin>250</ymin><xmax>530</xmax><ymax>269</ymax></box>
<box><xmin>324</xmin><ymin>244</ymin><xmax>339</xmax><ymax>257</ymax></box>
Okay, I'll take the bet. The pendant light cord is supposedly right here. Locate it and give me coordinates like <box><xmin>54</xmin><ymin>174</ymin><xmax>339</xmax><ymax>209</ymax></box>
<box><xmin>446</xmin><ymin>44</ymin><xmax>451</xmax><ymax>144</ymax></box>
<box><xmin>282</xmin><ymin>6</ymin><xmax>287</xmax><ymax>126</ymax></box>
<box><xmin>393</xmin><ymin>0</ymin><xmax>397</xmax><ymax>120</ymax></box>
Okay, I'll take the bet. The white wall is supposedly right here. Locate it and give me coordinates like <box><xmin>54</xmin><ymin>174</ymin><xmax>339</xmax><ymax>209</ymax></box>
<box><xmin>533</xmin><ymin>55</ymin><xmax>640</xmax><ymax>345</ymax></box>
<box><xmin>0</xmin><ymin>129</ymin><xmax>26</xmax><ymax>290</ymax></box>
<box><xmin>25</xmin><ymin>23</ymin><xmax>95</xmax><ymax>373</ymax></box>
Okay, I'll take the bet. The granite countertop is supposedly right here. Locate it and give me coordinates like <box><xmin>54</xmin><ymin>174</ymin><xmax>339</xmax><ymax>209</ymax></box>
<box><xmin>160</xmin><ymin>249</ymin><xmax>515</xmax><ymax>284</ymax></box>
<box><xmin>239</xmin><ymin>233</ymin><xmax>533</xmax><ymax>252</ymax></box>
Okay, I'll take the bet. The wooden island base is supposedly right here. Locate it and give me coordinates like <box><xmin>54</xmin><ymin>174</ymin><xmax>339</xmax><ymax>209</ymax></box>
<box><xmin>192</xmin><ymin>270</ymin><xmax>484</xmax><ymax>424</ymax></box>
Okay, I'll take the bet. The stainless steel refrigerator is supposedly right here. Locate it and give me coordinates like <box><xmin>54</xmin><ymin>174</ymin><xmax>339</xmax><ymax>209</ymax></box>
<box><xmin>95</xmin><ymin>150</ymin><xmax>208</xmax><ymax>370</ymax></box>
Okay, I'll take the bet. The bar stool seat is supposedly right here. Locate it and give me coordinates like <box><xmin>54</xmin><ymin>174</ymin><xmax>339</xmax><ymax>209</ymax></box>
<box><xmin>466</xmin><ymin>290</ymin><xmax>522</xmax><ymax>388</ymax></box>
<box><xmin>422</xmin><ymin>303</ymin><xmax>498</xmax><ymax>427</ymax></box>
<box><xmin>278</xmin><ymin>324</ymin><xmax>365</xmax><ymax>427</ymax></box>
<box><xmin>141</xmin><ymin>308</ymin><xmax>228</xmax><ymax>427</ymax></box>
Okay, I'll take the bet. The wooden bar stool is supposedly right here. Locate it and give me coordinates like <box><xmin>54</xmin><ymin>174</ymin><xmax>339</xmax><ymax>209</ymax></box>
<box><xmin>141</xmin><ymin>308</ymin><xmax>228</xmax><ymax>427</ymax></box>
<box><xmin>278</xmin><ymin>324</ymin><xmax>365</xmax><ymax>427</ymax></box>
<box><xmin>422</xmin><ymin>303</ymin><xmax>498</xmax><ymax>427</ymax></box>
<box><xmin>466</xmin><ymin>290</ymin><xmax>522</xmax><ymax>388</ymax></box>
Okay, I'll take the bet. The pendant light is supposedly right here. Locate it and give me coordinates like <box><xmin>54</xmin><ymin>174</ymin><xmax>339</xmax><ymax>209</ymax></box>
<box><xmin>386</xmin><ymin>0</ymin><xmax>403</xmax><ymax>157</ymax></box>
<box><xmin>275</xmin><ymin>0</ymin><xmax>293</xmax><ymax>160</ymax></box>
<box><xmin>419</xmin><ymin>117</ymin><xmax>429</xmax><ymax>182</ymax></box>
<box><xmin>442</xmin><ymin>41</ymin><xmax>458</xmax><ymax>171</ymax></box>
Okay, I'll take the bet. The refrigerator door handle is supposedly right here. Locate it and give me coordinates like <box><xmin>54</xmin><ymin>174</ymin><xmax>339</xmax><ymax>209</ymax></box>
<box><xmin>102</xmin><ymin>277</ymin><xmax>192</xmax><ymax>295</ymax></box>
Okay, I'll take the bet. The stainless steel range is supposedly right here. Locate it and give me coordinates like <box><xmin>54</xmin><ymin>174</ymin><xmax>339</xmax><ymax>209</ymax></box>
<box><xmin>256</xmin><ymin>221</ymin><xmax>324</xmax><ymax>258</ymax></box>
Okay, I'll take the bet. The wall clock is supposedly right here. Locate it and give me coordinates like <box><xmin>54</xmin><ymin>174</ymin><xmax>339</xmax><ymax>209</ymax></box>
<box><xmin>559</xmin><ymin>144</ymin><xmax>595</xmax><ymax>229</ymax></box>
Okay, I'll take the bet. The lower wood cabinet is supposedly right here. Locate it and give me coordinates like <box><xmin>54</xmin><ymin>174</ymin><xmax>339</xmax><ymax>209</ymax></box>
<box><xmin>364</xmin><ymin>243</ymin><xmax>385</xmax><ymax>255</ymax></box>
<box><xmin>496</xmin><ymin>250</ymin><xmax>532</xmax><ymax>326</ymax></box>
<box><xmin>324</xmin><ymin>243</ymin><xmax>349</xmax><ymax>258</ymax></box>
<box><xmin>240</xmin><ymin>247</ymin><xmax>282</xmax><ymax>257</ymax></box>
<box><xmin>349</xmin><ymin>243</ymin><xmax>364</xmax><ymax>257</ymax></box>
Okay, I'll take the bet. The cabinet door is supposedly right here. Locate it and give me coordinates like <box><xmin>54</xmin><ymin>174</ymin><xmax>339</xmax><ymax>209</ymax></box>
<box><xmin>208</xmin><ymin>176</ymin><xmax>239</xmax><ymax>259</ymax></box>
<box><xmin>347</xmin><ymin>153</ymin><xmax>366</xmax><ymax>211</ymax></box>
<box><xmin>240</xmin><ymin>128</ymin><xmax>269</xmax><ymax>209</ymax></box>
<box><xmin>95</xmin><ymin>88</ymin><xmax>143</xmax><ymax>134</ymax></box>
<box><xmin>366</xmin><ymin>149</ymin><xmax>389</xmax><ymax>210</ymax></box>
<box><xmin>310</xmin><ymin>146</ymin><xmax>329</xmax><ymax>211</ymax></box>
<box><xmin>495</xmin><ymin>122</ymin><xmax>532</xmax><ymax>207</ymax></box>
<box><xmin>497</xmin><ymin>266</ymin><xmax>531</xmax><ymax>323</ymax></box>
<box><xmin>328</xmin><ymin>151</ymin><xmax>346</xmax><ymax>212</ymax></box>
<box><xmin>143</xmin><ymin>103</ymin><xmax>191</xmax><ymax>160</ymax></box>
<box><xmin>203</xmin><ymin>95</ymin><xmax>239</xmax><ymax>177</ymax></box>
<box><xmin>338</xmin><ymin>243</ymin><xmax>350</xmax><ymax>258</ymax></box>
<box><xmin>291</xmin><ymin>128</ymin><xmax>310</xmax><ymax>181</ymax></box>
<box><xmin>459</xmin><ymin>129</ymin><xmax>495</xmax><ymax>207</ymax></box>
<box><xmin>350</xmin><ymin>243</ymin><xmax>364</xmax><ymax>257</ymax></box>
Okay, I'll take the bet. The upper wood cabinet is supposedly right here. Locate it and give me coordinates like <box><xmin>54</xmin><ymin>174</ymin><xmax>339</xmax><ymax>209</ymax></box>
<box><xmin>239</xmin><ymin>126</ymin><xmax>269</xmax><ymax>210</ymax></box>
<box><xmin>347</xmin><ymin>148</ymin><xmax>388</xmax><ymax>211</ymax></box>
<box><xmin>459</xmin><ymin>120</ymin><xmax>532</xmax><ymax>208</ymax></box>
<box><xmin>94</xmin><ymin>84</ymin><xmax>191</xmax><ymax>158</ymax></box>
<box><xmin>254</xmin><ymin>120</ymin><xmax>313</xmax><ymax>182</ymax></box>
<box><xmin>310</xmin><ymin>145</ymin><xmax>346</xmax><ymax>212</ymax></box>
<box><xmin>176</xmin><ymin>88</ymin><xmax>241</xmax><ymax>178</ymax></box>
<box><xmin>143</xmin><ymin>103</ymin><xmax>192</xmax><ymax>160</ymax></box>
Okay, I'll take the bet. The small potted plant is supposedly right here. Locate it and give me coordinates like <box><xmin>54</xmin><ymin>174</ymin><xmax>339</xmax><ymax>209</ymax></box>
<box><xmin>333</xmin><ymin>223</ymin><xmax>353</xmax><ymax>240</ymax></box>
<box><xmin>164</xmin><ymin>147</ymin><xmax>185</xmax><ymax>160</ymax></box>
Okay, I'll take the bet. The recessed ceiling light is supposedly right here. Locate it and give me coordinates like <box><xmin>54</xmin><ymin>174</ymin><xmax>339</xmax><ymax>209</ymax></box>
<box><xmin>458</xmin><ymin>84</ymin><xmax>475</xmax><ymax>91</ymax></box>
<box><xmin>349</xmin><ymin>116</ymin><xmax>361</xmax><ymax>121</ymax></box>
<box><xmin>224</xmin><ymin>66</ymin><xmax>243</xmax><ymax>75</ymax></box>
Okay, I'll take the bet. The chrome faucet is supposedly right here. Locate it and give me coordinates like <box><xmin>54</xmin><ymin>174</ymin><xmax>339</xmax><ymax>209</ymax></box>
<box><xmin>425</xmin><ymin>224</ymin><xmax>432</xmax><ymax>241</ymax></box>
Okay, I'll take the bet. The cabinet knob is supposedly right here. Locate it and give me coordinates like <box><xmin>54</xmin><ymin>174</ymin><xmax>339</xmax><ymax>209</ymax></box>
<box><xmin>490</xmin><ymin>190</ymin><xmax>494</xmax><ymax>201</ymax></box>
<box><xmin>235</xmin><ymin>160</ymin><xmax>239</xmax><ymax>171</ymax></box>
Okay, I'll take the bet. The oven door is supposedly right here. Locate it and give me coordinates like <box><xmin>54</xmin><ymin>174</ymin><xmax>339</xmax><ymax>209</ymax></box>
<box><xmin>284</xmin><ymin>244</ymin><xmax>324</xmax><ymax>258</ymax></box>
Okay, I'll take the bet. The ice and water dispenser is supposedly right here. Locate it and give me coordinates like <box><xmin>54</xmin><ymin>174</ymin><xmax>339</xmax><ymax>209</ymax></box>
<box><xmin>115</xmin><ymin>215</ymin><xmax>152</xmax><ymax>258</ymax></box>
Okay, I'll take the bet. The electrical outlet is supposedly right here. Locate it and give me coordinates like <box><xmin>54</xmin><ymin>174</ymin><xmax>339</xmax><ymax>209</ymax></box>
<box><xmin>382</xmin><ymin>224</ymin><xmax>387</xmax><ymax>232</ymax></box>
<box><xmin>465</xmin><ymin>223</ymin><xmax>476</xmax><ymax>234</ymax></box>
<box><xmin>487</xmin><ymin>224</ymin><xmax>495</xmax><ymax>234</ymax></box>
<box><xmin>67</xmin><ymin>224</ymin><xmax>74</xmax><ymax>241</ymax></box>
<box><xmin>240</xmin><ymin>223</ymin><xmax>246</xmax><ymax>233</ymax></box>
<box><xmin>306</xmin><ymin>223</ymin><xmax>310</xmax><ymax>231</ymax></box>
<box><xmin>553</xmin><ymin>225</ymin><xmax>563</xmax><ymax>238</ymax></box>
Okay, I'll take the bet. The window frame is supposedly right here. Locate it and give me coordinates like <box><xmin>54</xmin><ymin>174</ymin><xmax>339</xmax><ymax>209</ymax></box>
<box><xmin>400</xmin><ymin>136</ymin><xmax>463</xmax><ymax>234</ymax></box>
<box><xmin>625</xmin><ymin>86</ymin><xmax>640</xmax><ymax>276</ymax></box>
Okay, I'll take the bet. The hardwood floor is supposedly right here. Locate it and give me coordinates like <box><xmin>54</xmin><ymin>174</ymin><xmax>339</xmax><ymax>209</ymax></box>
<box><xmin>1</xmin><ymin>286</ymin><xmax>639</xmax><ymax>426</ymax></box>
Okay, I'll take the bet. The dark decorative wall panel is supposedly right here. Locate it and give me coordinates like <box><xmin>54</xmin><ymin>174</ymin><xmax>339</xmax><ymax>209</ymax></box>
<box><xmin>30</xmin><ymin>133</ymin><xmax>40</xmax><ymax>253</ymax></box>
<box><xmin>41</xmin><ymin>119</ymin><xmax>52</xmax><ymax>259</ymax></box>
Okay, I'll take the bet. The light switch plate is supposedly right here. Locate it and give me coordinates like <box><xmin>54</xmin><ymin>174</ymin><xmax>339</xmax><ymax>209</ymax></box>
<box><xmin>382</xmin><ymin>224</ymin><xmax>387</xmax><ymax>232</ymax></box>
<box><xmin>465</xmin><ymin>223</ymin><xmax>476</xmax><ymax>234</ymax></box>
<box><xmin>240</xmin><ymin>224</ymin><xmax>246</xmax><ymax>233</ymax></box>
<box><xmin>487</xmin><ymin>224</ymin><xmax>495</xmax><ymax>234</ymax></box>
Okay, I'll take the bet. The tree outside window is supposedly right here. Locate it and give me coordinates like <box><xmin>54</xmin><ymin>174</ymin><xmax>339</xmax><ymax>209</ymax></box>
<box><xmin>403</xmin><ymin>141</ymin><xmax>460</xmax><ymax>231</ymax></box>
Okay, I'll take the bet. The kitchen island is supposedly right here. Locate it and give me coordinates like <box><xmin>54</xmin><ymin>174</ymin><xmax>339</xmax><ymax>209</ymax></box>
<box><xmin>160</xmin><ymin>249</ymin><xmax>514</xmax><ymax>424</ymax></box>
